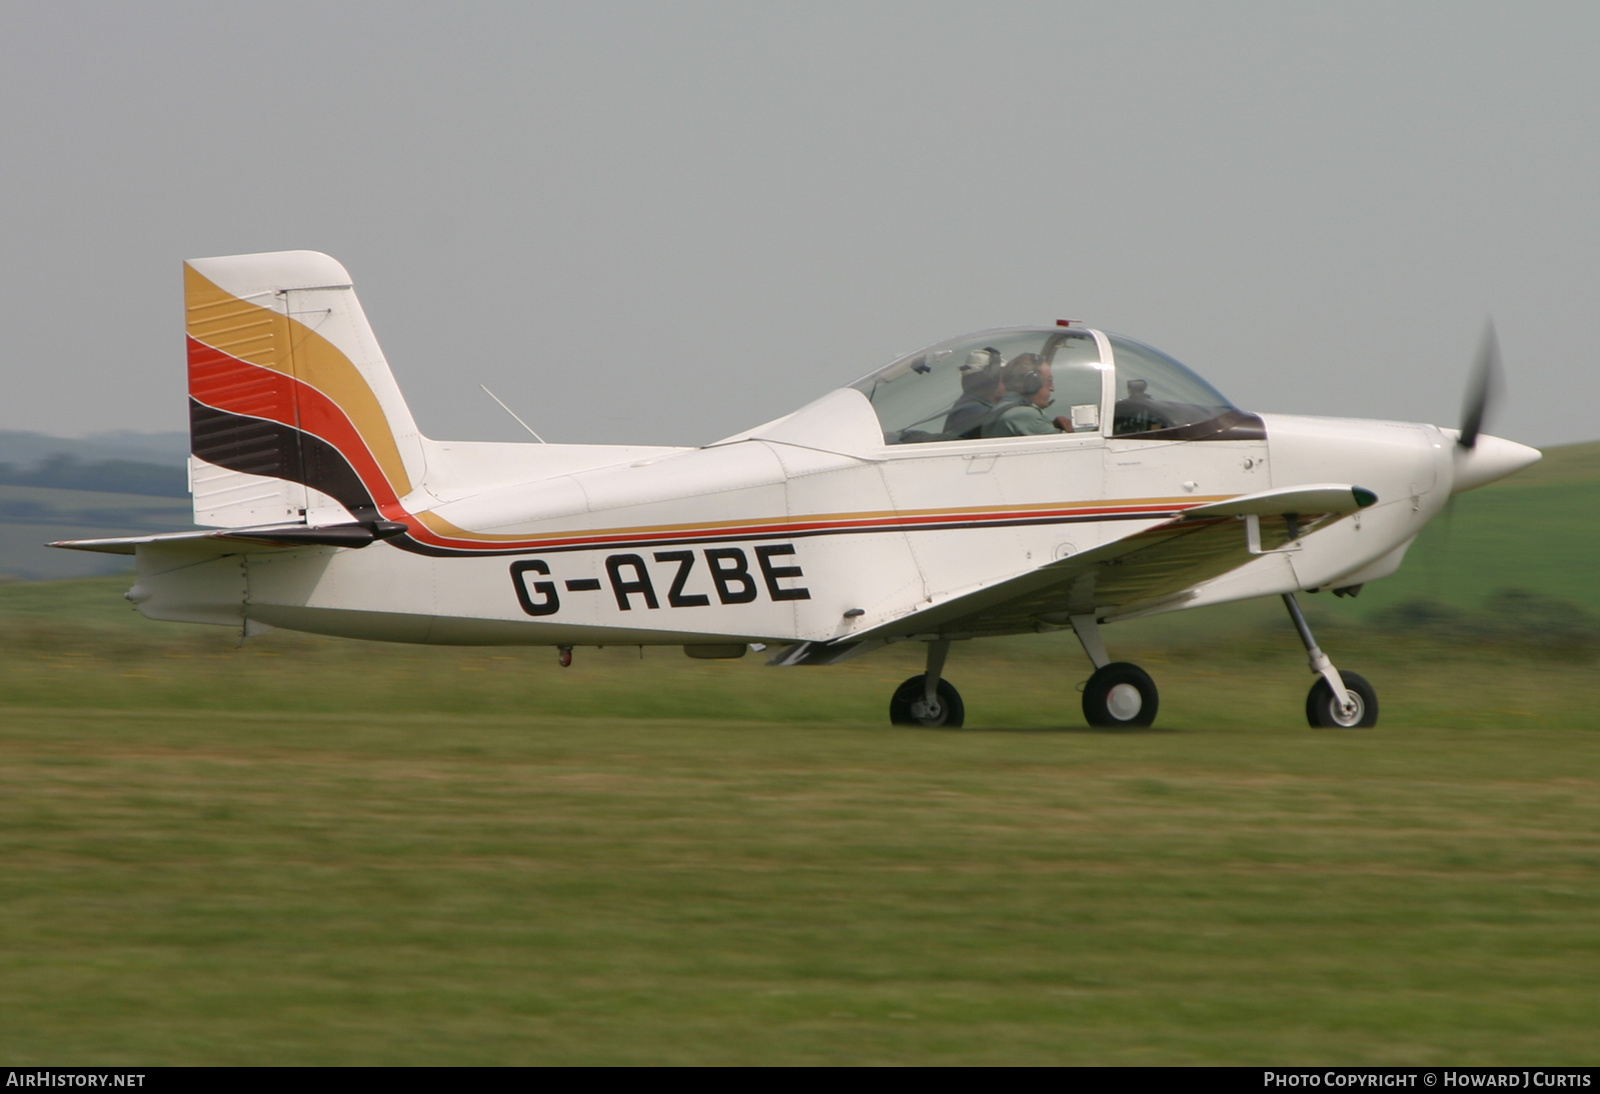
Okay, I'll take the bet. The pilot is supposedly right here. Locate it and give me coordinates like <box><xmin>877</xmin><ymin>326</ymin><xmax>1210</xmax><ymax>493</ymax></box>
<box><xmin>981</xmin><ymin>354</ymin><xmax>1072</xmax><ymax>437</ymax></box>
<box><xmin>942</xmin><ymin>348</ymin><xmax>1005</xmax><ymax>439</ymax></box>
<box><xmin>1114</xmin><ymin>377</ymin><xmax>1167</xmax><ymax>434</ymax></box>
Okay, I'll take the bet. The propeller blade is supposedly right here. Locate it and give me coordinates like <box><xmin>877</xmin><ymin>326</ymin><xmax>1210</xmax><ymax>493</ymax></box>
<box><xmin>1426</xmin><ymin>493</ymin><xmax>1457</xmax><ymax>600</ymax></box>
<box><xmin>1458</xmin><ymin>319</ymin><xmax>1502</xmax><ymax>450</ymax></box>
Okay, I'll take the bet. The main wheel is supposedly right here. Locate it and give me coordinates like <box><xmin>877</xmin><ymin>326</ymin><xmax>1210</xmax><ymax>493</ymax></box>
<box><xmin>1082</xmin><ymin>662</ymin><xmax>1159</xmax><ymax>728</ymax></box>
<box><xmin>889</xmin><ymin>675</ymin><xmax>965</xmax><ymax>728</ymax></box>
<box><xmin>1306</xmin><ymin>672</ymin><xmax>1378</xmax><ymax>728</ymax></box>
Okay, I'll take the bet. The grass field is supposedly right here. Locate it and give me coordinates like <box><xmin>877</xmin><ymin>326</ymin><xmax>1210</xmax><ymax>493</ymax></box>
<box><xmin>3</xmin><ymin>705</ymin><xmax>1597</xmax><ymax>1066</ymax></box>
<box><xmin>1</xmin><ymin>443</ymin><xmax>1596</xmax><ymax>1064</ymax></box>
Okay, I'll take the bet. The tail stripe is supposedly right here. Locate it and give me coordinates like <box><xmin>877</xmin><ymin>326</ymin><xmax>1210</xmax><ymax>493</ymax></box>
<box><xmin>181</xmin><ymin>253</ymin><xmax>1226</xmax><ymax>561</ymax></box>
<box><xmin>189</xmin><ymin>400</ymin><xmax>381</xmax><ymax>519</ymax></box>
<box><xmin>191</xmin><ymin>388</ymin><xmax>1230</xmax><ymax>560</ymax></box>
<box><xmin>185</xmin><ymin>265</ymin><xmax>415</xmax><ymax>499</ymax></box>
<box><xmin>188</xmin><ymin>337</ymin><xmax>405</xmax><ymax>510</ymax></box>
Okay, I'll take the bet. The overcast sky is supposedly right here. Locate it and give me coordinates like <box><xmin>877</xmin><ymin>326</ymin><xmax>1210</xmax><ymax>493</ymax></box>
<box><xmin>2</xmin><ymin>1</ymin><xmax>1595</xmax><ymax>450</ymax></box>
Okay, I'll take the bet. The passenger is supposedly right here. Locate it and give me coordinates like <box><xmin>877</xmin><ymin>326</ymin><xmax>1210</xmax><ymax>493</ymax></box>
<box><xmin>980</xmin><ymin>353</ymin><xmax>1072</xmax><ymax>437</ymax></box>
<box><xmin>942</xmin><ymin>348</ymin><xmax>1005</xmax><ymax>439</ymax></box>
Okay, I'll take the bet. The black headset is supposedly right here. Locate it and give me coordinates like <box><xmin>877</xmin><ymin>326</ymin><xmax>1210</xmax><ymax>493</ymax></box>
<box><xmin>1009</xmin><ymin>354</ymin><xmax>1045</xmax><ymax>396</ymax></box>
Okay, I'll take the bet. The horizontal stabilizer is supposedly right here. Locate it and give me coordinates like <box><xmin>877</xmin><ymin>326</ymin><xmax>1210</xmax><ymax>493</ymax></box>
<box><xmin>49</xmin><ymin>521</ymin><xmax>409</xmax><ymax>556</ymax></box>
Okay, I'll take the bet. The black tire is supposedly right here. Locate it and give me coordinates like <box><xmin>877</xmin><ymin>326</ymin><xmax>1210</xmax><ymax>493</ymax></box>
<box><xmin>1082</xmin><ymin>662</ymin><xmax>1159</xmax><ymax>728</ymax></box>
<box><xmin>889</xmin><ymin>675</ymin><xmax>965</xmax><ymax>728</ymax></box>
<box><xmin>1306</xmin><ymin>672</ymin><xmax>1378</xmax><ymax>728</ymax></box>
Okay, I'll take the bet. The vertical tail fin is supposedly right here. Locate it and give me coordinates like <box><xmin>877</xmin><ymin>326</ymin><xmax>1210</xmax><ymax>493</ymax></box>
<box><xmin>185</xmin><ymin>251</ymin><xmax>427</xmax><ymax>528</ymax></box>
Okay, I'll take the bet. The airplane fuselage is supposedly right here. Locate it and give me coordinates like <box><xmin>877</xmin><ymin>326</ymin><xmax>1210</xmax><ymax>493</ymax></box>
<box><xmin>128</xmin><ymin>402</ymin><xmax>1454</xmax><ymax>652</ymax></box>
<box><xmin>60</xmin><ymin>251</ymin><xmax>1537</xmax><ymax>727</ymax></box>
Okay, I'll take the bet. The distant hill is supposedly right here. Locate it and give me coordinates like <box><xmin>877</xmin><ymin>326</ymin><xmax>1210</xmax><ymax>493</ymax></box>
<box><xmin>1339</xmin><ymin>438</ymin><xmax>1600</xmax><ymax>619</ymax></box>
<box><xmin>0</xmin><ymin>430</ymin><xmax>191</xmax><ymax>580</ymax></box>
<box><xmin>0</xmin><ymin>455</ymin><xmax>187</xmax><ymax>497</ymax></box>
<box><xmin>1478</xmin><ymin>437</ymin><xmax>1600</xmax><ymax>491</ymax></box>
<box><xmin>0</xmin><ymin>430</ymin><xmax>188</xmax><ymax>498</ymax></box>
<box><xmin>0</xmin><ymin>483</ymin><xmax>192</xmax><ymax>581</ymax></box>
<box><xmin>0</xmin><ymin>430</ymin><xmax>188</xmax><ymax>468</ymax></box>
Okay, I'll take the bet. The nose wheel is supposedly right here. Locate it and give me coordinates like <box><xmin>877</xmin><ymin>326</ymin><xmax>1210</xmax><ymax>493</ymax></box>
<box><xmin>1306</xmin><ymin>671</ymin><xmax>1378</xmax><ymax>728</ymax></box>
<box><xmin>1284</xmin><ymin>593</ymin><xmax>1379</xmax><ymax>728</ymax></box>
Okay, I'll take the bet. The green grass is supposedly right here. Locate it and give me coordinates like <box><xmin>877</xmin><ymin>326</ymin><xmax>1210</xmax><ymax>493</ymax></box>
<box><xmin>2</xmin><ymin>708</ymin><xmax>1596</xmax><ymax>1065</ymax></box>
<box><xmin>1348</xmin><ymin>478</ymin><xmax>1600</xmax><ymax>618</ymax></box>
<box><xmin>1</xmin><ymin>442</ymin><xmax>1595</xmax><ymax>1064</ymax></box>
<box><xmin>1</xmin><ymin>573</ymin><xmax>1594</xmax><ymax>730</ymax></box>
<box><xmin>2</xmin><ymin>575</ymin><xmax>1598</xmax><ymax>1064</ymax></box>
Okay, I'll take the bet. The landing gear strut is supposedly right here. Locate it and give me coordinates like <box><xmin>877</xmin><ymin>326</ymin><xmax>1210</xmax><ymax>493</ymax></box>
<box><xmin>881</xmin><ymin>600</ymin><xmax>1377</xmax><ymax>730</ymax></box>
<box><xmin>889</xmin><ymin>639</ymin><xmax>965</xmax><ymax>727</ymax></box>
<box><xmin>1283</xmin><ymin>593</ymin><xmax>1378</xmax><ymax>728</ymax></box>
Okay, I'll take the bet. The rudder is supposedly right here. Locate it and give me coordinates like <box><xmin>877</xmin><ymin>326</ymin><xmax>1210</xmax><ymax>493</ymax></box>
<box><xmin>185</xmin><ymin>251</ymin><xmax>427</xmax><ymax>528</ymax></box>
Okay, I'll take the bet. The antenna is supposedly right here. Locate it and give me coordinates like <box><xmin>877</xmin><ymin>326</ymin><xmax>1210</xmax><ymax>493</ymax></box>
<box><xmin>479</xmin><ymin>385</ymin><xmax>546</xmax><ymax>443</ymax></box>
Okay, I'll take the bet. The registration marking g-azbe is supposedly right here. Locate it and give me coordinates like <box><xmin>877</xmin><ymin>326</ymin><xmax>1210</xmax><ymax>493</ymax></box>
<box><xmin>510</xmin><ymin>544</ymin><xmax>810</xmax><ymax>617</ymax></box>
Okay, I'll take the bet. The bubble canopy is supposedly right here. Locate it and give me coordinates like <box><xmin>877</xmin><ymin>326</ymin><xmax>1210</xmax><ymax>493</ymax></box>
<box><xmin>847</xmin><ymin>327</ymin><xmax>1247</xmax><ymax>445</ymax></box>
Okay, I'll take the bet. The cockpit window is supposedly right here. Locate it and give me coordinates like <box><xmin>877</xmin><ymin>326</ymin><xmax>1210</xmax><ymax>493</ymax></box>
<box><xmin>850</xmin><ymin>329</ymin><xmax>1105</xmax><ymax>445</ymax></box>
<box><xmin>1106</xmin><ymin>334</ymin><xmax>1237</xmax><ymax>437</ymax></box>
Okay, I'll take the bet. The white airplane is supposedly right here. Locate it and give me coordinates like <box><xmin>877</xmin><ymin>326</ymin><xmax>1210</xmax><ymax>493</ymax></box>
<box><xmin>55</xmin><ymin>251</ymin><xmax>1541</xmax><ymax>729</ymax></box>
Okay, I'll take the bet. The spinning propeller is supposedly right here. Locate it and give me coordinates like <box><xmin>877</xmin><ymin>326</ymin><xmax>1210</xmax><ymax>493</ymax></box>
<box><xmin>1449</xmin><ymin>319</ymin><xmax>1538</xmax><ymax>495</ymax></box>
<box><xmin>1456</xmin><ymin>319</ymin><xmax>1502</xmax><ymax>453</ymax></box>
<box><xmin>1426</xmin><ymin>319</ymin><xmax>1533</xmax><ymax>591</ymax></box>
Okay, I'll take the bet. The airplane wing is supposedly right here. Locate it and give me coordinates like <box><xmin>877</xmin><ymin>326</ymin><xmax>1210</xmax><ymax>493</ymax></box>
<box><xmin>773</xmin><ymin>484</ymin><xmax>1375</xmax><ymax>664</ymax></box>
<box><xmin>49</xmin><ymin>521</ymin><xmax>409</xmax><ymax>555</ymax></box>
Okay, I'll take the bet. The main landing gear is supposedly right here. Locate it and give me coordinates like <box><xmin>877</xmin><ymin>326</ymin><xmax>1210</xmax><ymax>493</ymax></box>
<box><xmin>1071</xmin><ymin>614</ymin><xmax>1160</xmax><ymax>728</ymax></box>
<box><xmin>883</xmin><ymin>595</ymin><xmax>1378</xmax><ymax>729</ymax></box>
<box><xmin>889</xmin><ymin>640</ymin><xmax>965</xmax><ymax>727</ymax></box>
<box><xmin>1082</xmin><ymin>662</ymin><xmax>1160</xmax><ymax>727</ymax></box>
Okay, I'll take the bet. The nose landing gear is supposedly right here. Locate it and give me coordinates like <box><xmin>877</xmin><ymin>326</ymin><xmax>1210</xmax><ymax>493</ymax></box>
<box><xmin>880</xmin><ymin>597</ymin><xmax>1377</xmax><ymax>730</ymax></box>
<box><xmin>1306</xmin><ymin>671</ymin><xmax>1378</xmax><ymax>727</ymax></box>
<box><xmin>1284</xmin><ymin>592</ymin><xmax>1378</xmax><ymax>728</ymax></box>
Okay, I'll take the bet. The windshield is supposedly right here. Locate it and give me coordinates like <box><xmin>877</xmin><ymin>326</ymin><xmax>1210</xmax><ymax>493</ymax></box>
<box><xmin>1106</xmin><ymin>334</ymin><xmax>1237</xmax><ymax>437</ymax></box>
<box><xmin>850</xmin><ymin>328</ymin><xmax>1105</xmax><ymax>444</ymax></box>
